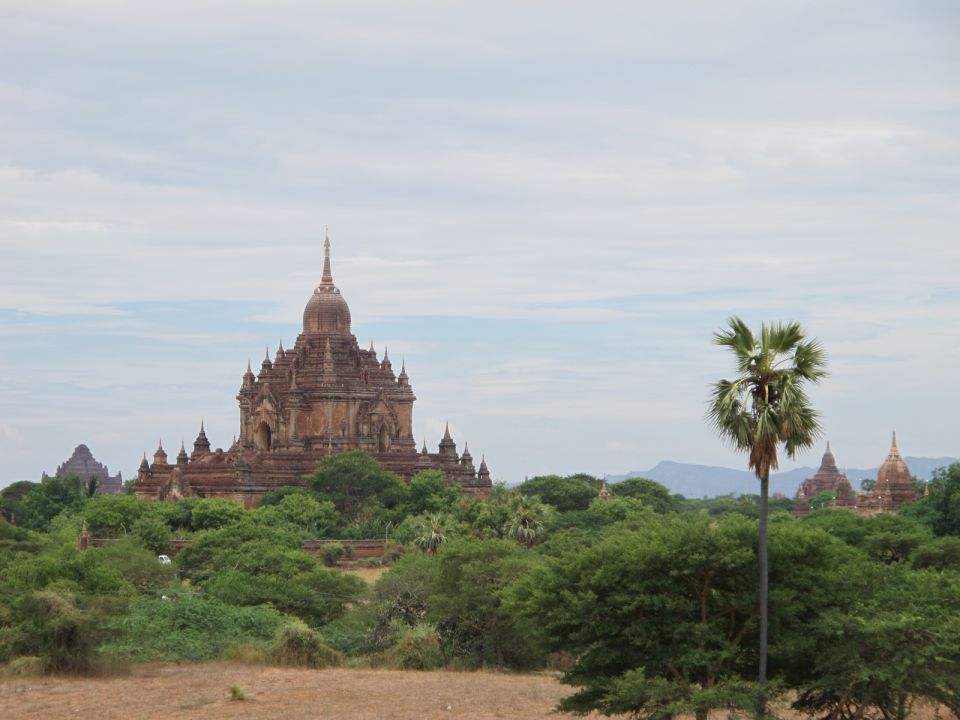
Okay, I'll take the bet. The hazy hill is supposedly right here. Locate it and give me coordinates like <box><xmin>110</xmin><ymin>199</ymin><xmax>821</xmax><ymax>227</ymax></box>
<box><xmin>607</xmin><ymin>457</ymin><xmax>959</xmax><ymax>499</ymax></box>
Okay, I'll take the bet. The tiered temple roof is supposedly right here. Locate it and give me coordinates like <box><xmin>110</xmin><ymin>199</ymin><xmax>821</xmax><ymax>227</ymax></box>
<box><xmin>133</xmin><ymin>235</ymin><xmax>492</xmax><ymax>506</ymax></box>
<box><xmin>44</xmin><ymin>444</ymin><xmax>122</xmax><ymax>495</ymax></box>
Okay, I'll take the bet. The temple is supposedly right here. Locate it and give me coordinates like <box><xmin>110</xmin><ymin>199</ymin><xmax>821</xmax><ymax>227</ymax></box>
<box><xmin>43</xmin><ymin>444</ymin><xmax>122</xmax><ymax>495</ymax></box>
<box><xmin>133</xmin><ymin>236</ymin><xmax>492</xmax><ymax>506</ymax></box>
<box><xmin>794</xmin><ymin>433</ymin><xmax>916</xmax><ymax>515</ymax></box>
<box><xmin>793</xmin><ymin>443</ymin><xmax>856</xmax><ymax>511</ymax></box>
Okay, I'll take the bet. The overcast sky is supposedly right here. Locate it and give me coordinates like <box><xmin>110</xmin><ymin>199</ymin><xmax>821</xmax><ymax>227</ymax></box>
<box><xmin>1</xmin><ymin>1</ymin><xmax>958</xmax><ymax>489</ymax></box>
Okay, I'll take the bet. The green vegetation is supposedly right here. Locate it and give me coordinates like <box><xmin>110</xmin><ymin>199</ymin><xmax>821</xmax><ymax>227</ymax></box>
<box><xmin>707</xmin><ymin>317</ymin><xmax>827</xmax><ymax>719</ymax></box>
<box><xmin>3</xmin><ymin>452</ymin><xmax>960</xmax><ymax>720</ymax></box>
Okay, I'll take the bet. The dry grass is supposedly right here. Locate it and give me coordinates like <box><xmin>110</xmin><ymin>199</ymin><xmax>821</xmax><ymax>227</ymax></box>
<box><xmin>0</xmin><ymin>663</ymin><xmax>589</xmax><ymax>719</ymax></box>
<box><xmin>342</xmin><ymin>565</ymin><xmax>388</xmax><ymax>586</ymax></box>
<box><xmin>1</xmin><ymin>663</ymin><xmax>949</xmax><ymax>720</ymax></box>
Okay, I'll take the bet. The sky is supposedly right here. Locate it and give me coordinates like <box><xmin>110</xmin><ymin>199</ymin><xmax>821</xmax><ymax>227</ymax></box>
<box><xmin>1</xmin><ymin>1</ymin><xmax>959</xmax><ymax>489</ymax></box>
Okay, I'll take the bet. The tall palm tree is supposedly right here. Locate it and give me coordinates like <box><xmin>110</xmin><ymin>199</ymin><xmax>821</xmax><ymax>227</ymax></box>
<box><xmin>707</xmin><ymin>316</ymin><xmax>827</xmax><ymax>719</ymax></box>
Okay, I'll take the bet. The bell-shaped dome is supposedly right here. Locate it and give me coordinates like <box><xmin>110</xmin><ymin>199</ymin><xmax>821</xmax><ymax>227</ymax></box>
<box><xmin>877</xmin><ymin>432</ymin><xmax>912</xmax><ymax>489</ymax></box>
<box><xmin>303</xmin><ymin>236</ymin><xmax>352</xmax><ymax>335</ymax></box>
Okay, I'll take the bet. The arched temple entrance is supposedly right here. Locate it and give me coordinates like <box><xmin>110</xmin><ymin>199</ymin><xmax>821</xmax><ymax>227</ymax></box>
<box><xmin>255</xmin><ymin>422</ymin><xmax>272</xmax><ymax>451</ymax></box>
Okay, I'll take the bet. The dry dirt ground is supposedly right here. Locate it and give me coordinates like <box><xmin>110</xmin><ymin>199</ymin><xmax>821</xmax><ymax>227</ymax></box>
<box><xmin>2</xmin><ymin>664</ymin><xmax>949</xmax><ymax>720</ymax></box>
<box><xmin>0</xmin><ymin>663</ymin><xmax>592</xmax><ymax>720</ymax></box>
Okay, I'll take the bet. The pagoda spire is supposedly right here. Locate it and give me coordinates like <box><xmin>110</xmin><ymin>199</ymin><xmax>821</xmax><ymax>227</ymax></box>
<box><xmin>889</xmin><ymin>430</ymin><xmax>900</xmax><ymax>457</ymax></box>
<box><xmin>321</xmin><ymin>230</ymin><xmax>333</xmax><ymax>285</ymax></box>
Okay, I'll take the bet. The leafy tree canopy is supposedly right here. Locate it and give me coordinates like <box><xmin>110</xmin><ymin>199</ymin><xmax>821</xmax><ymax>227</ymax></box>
<box><xmin>520</xmin><ymin>474</ymin><xmax>599</xmax><ymax>513</ymax></box>
<box><xmin>512</xmin><ymin>516</ymin><xmax>856</xmax><ymax>720</ymax></box>
<box><xmin>901</xmin><ymin>462</ymin><xmax>960</xmax><ymax>537</ymax></box>
<box><xmin>609</xmin><ymin>476</ymin><xmax>679</xmax><ymax>513</ymax></box>
<box><xmin>305</xmin><ymin>450</ymin><xmax>404</xmax><ymax>523</ymax></box>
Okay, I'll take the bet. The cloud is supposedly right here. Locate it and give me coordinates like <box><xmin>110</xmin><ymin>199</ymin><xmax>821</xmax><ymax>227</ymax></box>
<box><xmin>0</xmin><ymin>2</ymin><xmax>958</xmax><ymax>486</ymax></box>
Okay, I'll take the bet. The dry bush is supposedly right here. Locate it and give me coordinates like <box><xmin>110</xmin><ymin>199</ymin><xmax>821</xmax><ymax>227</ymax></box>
<box><xmin>2</xmin><ymin>656</ymin><xmax>43</xmax><ymax>678</ymax></box>
<box><xmin>387</xmin><ymin>623</ymin><xmax>442</xmax><ymax>670</ymax></box>
<box><xmin>271</xmin><ymin>624</ymin><xmax>343</xmax><ymax>669</ymax></box>
<box><xmin>220</xmin><ymin>644</ymin><xmax>270</xmax><ymax>665</ymax></box>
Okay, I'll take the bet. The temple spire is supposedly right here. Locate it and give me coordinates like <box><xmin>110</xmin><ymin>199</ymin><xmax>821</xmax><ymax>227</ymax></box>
<box><xmin>890</xmin><ymin>430</ymin><xmax>900</xmax><ymax>457</ymax></box>
<box><xmin>322</xmin><ymin>231</ymin><xmax>333</xmax><ymax>285</ymax></box>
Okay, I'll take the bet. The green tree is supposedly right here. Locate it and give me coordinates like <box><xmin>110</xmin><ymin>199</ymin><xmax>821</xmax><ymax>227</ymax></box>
<box><xmin>132</xmin><ymin>515</ymin><xmax>173</xmax><ymax>555</ymax></box>
<box><xmin>902</xmin><ymin>462</ymin><xmax>960</xmax><ymax>537</ymax></box>
<box><xmin>912</xmin><ymin>536</ymin><xmax>960</xmax><ymax>571</ymax></box>
<box><xmin>457</xmin><ymin>482</ymin><xmax>515</xmax><ymax>539</ymax></box>
<box><xmin>808</xmin><ymin>490</ymin><xmax>836</xmax><ymax>511</ymax></box>
<box><xmin>513</xmin><ymin>516</ymin><xmax>855</xmax><ymax>720</ymax></box>
<box><xmin>305</xmin><ymin>450</ymin><xmax>403</xmax><ymax>523</ymax></box>
<box><xmin>430</xmin><ymin>538</ymin><xmax>541</xmax><ymax>670</ymax></box>
<box><xmin>256</xmin><ymin>493</ymin><xmax>338</xmax><ymax>537</ymax></box>
<box><xmin>0</xmin><ymin>480</ymin><xmax>37</xmax><ymax>523</ymax></box>
<box><xmin>519</xmin><ymin>474</ymin><xmax>598</xmax><ymax>513</ymax></box>
<box><xmin>83</xmin><ymin>476</ymin><xmax>100</xmax><ymax>498</ymax></box>
<box><xmin>188</xmin><ymin>498</ymin><xmax>246</xmax><ymax>531</ymax></box>
<box><xmin>368</xmin><ymin>552</ymin><xmax>438</xmax><ymax>649</ymax></box>
<box><xmin>398</xmin><ymin>470</ymin><xmax>462</xmax><ymax>517</ymax></box>
<box><xmin>707</xmin><ymin>316</ymin><xmax>827</xmax><ymax>718</ymax></box>
<box><xmin>177</xmin><ymin>521</ymin><xmax>364</xmax><ymax>626</ymax></box>
<box><xmin>505</xmin><ymin>495</ymin><xmax>549</xmax><ymax>547</ymax></box>
<box><xmin>413</xmin><ymin>514</ymin><xmax>450</xmax><ymax>554</ymax></box>
<box><xmin>82</xmin><ymin>494</ymin><xmax>145</xmax><ymax>537</ymax></box>
<box><xmin>793</xmin><ymin>563</ymin><xmax>960</xmax><ymax>720</ymax></box>
<box><xmin>18</xmin><ymin>474</ymin><xmax>86</xmax><ymax>531</ymax></box>
<box><xmin>609</xmin><ymin>476</ymin><xmax>678</xmax><ymax>513</ymax></box>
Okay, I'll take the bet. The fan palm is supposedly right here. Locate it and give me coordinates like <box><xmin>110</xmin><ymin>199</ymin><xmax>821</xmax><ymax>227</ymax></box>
<box><xmin>707</xmin><ymin>316</ymin><xmax>827</xmax><ymax>719</ymax></box>
<box><xmin>414</xmin><ymin>514</ymin><xmax>448</xmax><ymax>554</ymax></box>
<box><xmin>505</xmin><ymin>495</ymin><xmax>547</xmax><ymax>547</ymax></box>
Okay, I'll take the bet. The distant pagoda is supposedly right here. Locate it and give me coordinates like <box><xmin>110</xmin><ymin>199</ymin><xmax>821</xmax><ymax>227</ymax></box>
<box><xmin>44</xmin><ymin>444</ymin><xmax>122</xmax><ymax>495</ymax></box>
<box><xmin>794</xmin><ymin>443</ymin><xmax>855</xmax><ymax>513</ymax></box>
<box><xmin>794</xmin><ymin>433</ymin><xmax>915</xmax><ymax>516</ymax></box>
<box><xmin>856</xmin><ymin>432</ymin><xmax>916</xmax><ymax>514</ymax></box>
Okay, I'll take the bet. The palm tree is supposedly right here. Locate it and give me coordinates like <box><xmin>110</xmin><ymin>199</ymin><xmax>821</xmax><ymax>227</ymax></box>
<box><xmin>84</xmin><ymin>476</ymin><xmax>100</xmax><ymax>498</ymax></box>
<box><xmin>505</xmin><ymin>495</ymin><xmax>547</xmax><ymax>547</ymax></box>
<box><xmin>707</xmin><ymin>316</ymin><xmax>827</xmax><ymax>719</ymax></box>
<box><xmin>414</xmin><ymin>514</ymin><xmax>448</xmax><ymax>554</ymax></box>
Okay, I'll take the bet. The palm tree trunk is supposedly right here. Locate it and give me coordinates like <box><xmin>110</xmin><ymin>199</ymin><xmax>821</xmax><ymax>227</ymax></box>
<box><xmin>757</xmin><ymin>470</ymin><xmax>769</xmax><ymax>719</ymax></box>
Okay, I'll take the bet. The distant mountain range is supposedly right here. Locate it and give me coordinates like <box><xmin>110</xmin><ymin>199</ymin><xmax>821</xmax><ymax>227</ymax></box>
<box><xmin>606</xmin><ymin>457</ymin><xmax>960</xmax><ymax>499</ymax></box>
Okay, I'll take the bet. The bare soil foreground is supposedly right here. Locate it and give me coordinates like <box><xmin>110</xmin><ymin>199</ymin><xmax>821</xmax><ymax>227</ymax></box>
<box><xmin>1</xmin><ymin>663</ymin><xmax>593</xmax><ymax>720</ymax></box>
<box><xmin>2</xmin><ymin>663</ymin><xmax>948</xmax><ymax>720</ymax></box>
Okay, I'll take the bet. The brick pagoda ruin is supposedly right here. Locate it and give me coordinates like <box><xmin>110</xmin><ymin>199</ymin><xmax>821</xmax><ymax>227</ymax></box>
<box><xmin>133</xmin><ymin>236</ymin><xmax>491</xmax><ymax>506</ymax></box>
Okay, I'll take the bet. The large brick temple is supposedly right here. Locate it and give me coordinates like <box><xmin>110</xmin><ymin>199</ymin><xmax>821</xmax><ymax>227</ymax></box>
<box><xmin>133</xmin><ymin>236</ymin><xmax>491</xmax><ymax>506</ymax></box>
<box><xmin>794</xmin><ymin>433</ymin><xmax>916</xmax><ymax>515</ymax></box>
<box><xmin>44</xmin><ymin>444</ymin><xmax>123</xmax><ymax>495</ymax></box>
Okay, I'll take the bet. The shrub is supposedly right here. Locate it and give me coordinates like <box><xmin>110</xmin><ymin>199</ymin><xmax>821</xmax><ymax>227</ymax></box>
<box><xmin>271</xmin><ymin>623</ymin><xmax>343</xmax><ymax>668</ymax></box>
<box><xmin>221</xmin><ymin>643</ymin><xmax>270</xmax><ymax>665</ymax></box>
<box><xmin>18</xmin><ymin>590</ymin><xmax>101</xmax><ymax>674</ymax></box>
<box><xmin>2</xmin><ymin>655</ymin><xmax>43</xmax><ymax>678</ymax></box>
<box><xmin>230</xmin><ymin>685</ymin><xmax>247</xmax><ymax>701</ymax></box>
<box><xmin>388</xmin><ymin>623</ymin><xmax>442</xmax><ymax>670</ymax></box>
<box><xmin>320</xmin><ymin>615</ymin><xmax>374</xmax><ymax>657</ymax></box>
<box><xmin>321</xmin><ymin>543</ymin><xmax>345</xmax><ymax>566</ymax></box>
<box><xmin>101</xmin><ymin>590</ymin><xmax>288</xmax><ymax>662</ymax></box>
<box><xmin>132</xmin><ymin>516</ymin><xmax>173</xmax><ymax>555</ymax></box>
